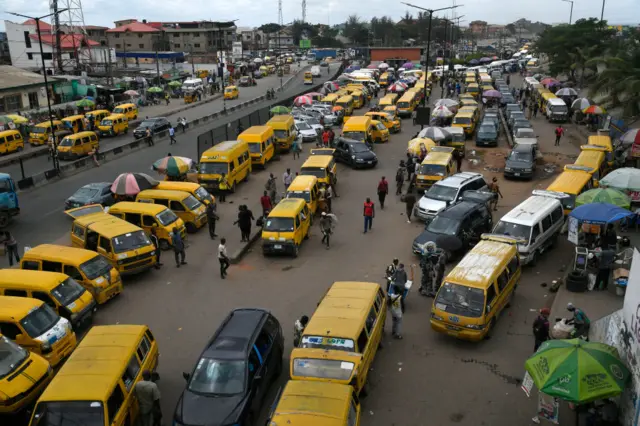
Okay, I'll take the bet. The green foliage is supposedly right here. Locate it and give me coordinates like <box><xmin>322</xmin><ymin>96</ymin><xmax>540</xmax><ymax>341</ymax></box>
<box><xmin>259</xmin><ymin>23</ymin><xmax>283</xmax><ymax>34</ymax></box>
<box><xmin>343</xmin><ymin>15</ymin><xmax>369</xmax><ymax>45</ymax></box>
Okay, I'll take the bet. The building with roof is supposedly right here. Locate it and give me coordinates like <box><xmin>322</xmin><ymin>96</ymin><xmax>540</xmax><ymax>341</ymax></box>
<box><xmin>4</xmin><ymin>19</ymin><xmax>112</xmax><ymax>73</ymax></box>
<box><xmin>0</xmin><ymin>32</ymin><xmax>10</xmax><ymax>65</ymax></box>
<box><xmin>0</xmin><ymin>65</ymin><xmax>50</xmax><ymax>112</ymax></box>
<box><xmin>106</xmin><ymin>20</ymin><xmax>161</xmax><ymax>53</ymax></box>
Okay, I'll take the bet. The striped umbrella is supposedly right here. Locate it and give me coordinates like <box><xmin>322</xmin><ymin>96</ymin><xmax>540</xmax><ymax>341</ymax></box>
<box><xmin>435</xmin><ymin>98</ymin><xmax>458</xmax><ymax>108</ymax></box>
<box><xmin>110</xmin><ymin>173</ymin><xmax>159</xmax><ymax>196</ymax></box>
<box><xmin>418</xmin><ymin>126</ymin><xmax>451</xmax><ymax>141</ymax></box>
<box><xmin>389</xmin><ymin>82</ymin><xmax>407</xmax><ymax>93</ymax></box>
<box><xmin>153</xmin><ymin>156</ymin><xmax>194</xmax><ymax>177</ymax></box>
<box><xmin>293</xmin><ymin>95</ymin><xmax>313</xmax><ymax>106</ymax></box>
<box><xmin>540</xmin><ymin>77</ymin><xmax>559</xmax><ymax>86</ymax></box>
<box><xmin>583</xmin><ymin>105</ymin><xmax>606</xmax><ymax>115</ymax></box>
<box><xmin>324</xmin><ymin>81</ymin><xmax>340</xmax><ymax>91</ymax></box>
<box><xmin>571</xmin><ymin>97</ymin><xmax>595</xmax><ymax>111</ymax></box>
<box><xmin>576</xmin><ymin>188</ymin><xmax>631</xmax><ymax>209</ymax></box>
<box><xmin>483</xmin><ymin>89</ymin><xmax>502</xmax><ymax>98</ymax></box>
<box><xmin>555</xmin><ymin>87</ymin><xmax>578</xmax><ymax>97</ymax></box>
<box><xmin>430</xmin><ymin>106</ymin><xmax>454</xmax><ymax>119</ymax></box>
<box><xmin>620</xmin><ymin>129</ymin><xmax>640</xmax><ymax>146</ymax></box>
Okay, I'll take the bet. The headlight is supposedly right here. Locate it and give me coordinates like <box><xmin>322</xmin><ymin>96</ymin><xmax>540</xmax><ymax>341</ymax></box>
<box><xmin>351</xmin><ymin>155</ymin><xmax>356</xmax><ymax>159</ymax></box>
<box><xmin>466</xmin><ymin>324</ymin><xmax>484</xmax><ymax>330</ymax></box>
<box><xmin>71</xmin><ymin>313</ymin><xmax>78</xmax><ymax>321</ymax></box>
<box><xmin>117</xmin><ymin>260</ymin><xmax>125</xmax><ymax>265</ymax></box>
<box><xmin>431</xmin><ymin>313</ymin><xmax>443</xmax><ymax>321</ymax></box>
<box><xmin>41</xmin><ymin>341</ymin><xmax>51</xmax><ymax>351</ymax></box>
<box><xmin>504</xmin><ymin>167</ymin><xmax>512</xmax><ymax>171</ymax></box>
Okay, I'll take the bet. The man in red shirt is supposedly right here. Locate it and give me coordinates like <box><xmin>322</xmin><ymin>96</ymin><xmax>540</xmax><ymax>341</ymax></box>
<box><xmin>554</xmin><ymin>125</ymin><xmax>564</xmax><ymax>146</ymax></box>
<box><xmin>363</xmin><ymin>197</ymin><xmax>375</xmax><ymax>233</ymax></box>
<box><xmin>377</xmin><ymin>176</ymin><xmax>389</xmax><ymax>209</ymax></box>
<box><xmin>322</xmin><ymin>129</ymin><xmax>330</xmax><ymax>147</ymax></box>
<box><xmin>260</xmin><ymin>190</ymin><xmax>272</xmax><ymax>216</ymax></box>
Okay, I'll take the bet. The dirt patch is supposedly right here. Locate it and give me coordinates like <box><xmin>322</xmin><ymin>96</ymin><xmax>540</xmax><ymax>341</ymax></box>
<box><xmin>465</xmin><ymin>147</ymin><xmax>510</xmax><ymax>173</ymax></box>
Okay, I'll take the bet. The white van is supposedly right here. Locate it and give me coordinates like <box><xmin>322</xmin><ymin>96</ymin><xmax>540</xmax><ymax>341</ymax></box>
<box><xmin>181</xmin><ymin>78</ymin><xmax>203</xmax><ymax>92</ymax></box>
<box><xmin>492</xmin><ymin>195</ymin><xmax>565</xmax><ymax>266</ymax></box>
<box><xmin>546</xmin><ymin>98</ymin><xmax>569</xmax><ymax>122</ymax></box>
<box><xmin>311</xmin><ymin>66</ymin><xmax>321</xmax><ymax>77</ymax></box>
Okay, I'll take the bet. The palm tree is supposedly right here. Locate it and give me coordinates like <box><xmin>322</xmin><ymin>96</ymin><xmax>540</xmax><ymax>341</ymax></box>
<box><xmin>568</xmin><ymin>45</ymin><xmax>599</xmax><ymax>87</ymax></box>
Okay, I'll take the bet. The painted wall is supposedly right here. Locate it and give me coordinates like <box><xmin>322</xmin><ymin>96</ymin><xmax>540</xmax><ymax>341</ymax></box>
<box><xmin>370</xmin><ymin>48</ymin><xmax>421</xmax><ymax>62</ymax></box>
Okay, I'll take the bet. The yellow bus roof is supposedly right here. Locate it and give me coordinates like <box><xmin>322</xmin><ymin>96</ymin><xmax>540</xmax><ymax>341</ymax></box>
<box><xmin>454</xmin><ymin>111</ymin><xmax>474</xmax><ymax>118</ymax></box>
<box><xmin>74</xmin><ymin>212</ymin><xmax>143</xmax><ymax>237</ymax></box>
<box><xmin>301</xmin><ymin>155</ymin><xmax>333</xmax><ymax>168</ymax></box>
<box><xmin>267</xmin><ymin>115</ymin><xmax>294</xmax><ymax>124</ymax></box>
<box><xmin>322</xmin><ymin>94</ymin><xmax>339</xmax><ymax>100</ymax></box>
<box><xmin>398</xmin><ymin>92</ymin><xmax>416</xmax><ymax>102</ymax></box>
<box><xmin>382</xmin><ymin>93</ymin><xmax>398</xmax><ymax>100</ymax></box>
<box><xmin>587</xmin><ymin>135</ymin><xmax>612</xmax><ymax>151</ymax></box>
<box><xmin>304</xmin><ymin>281</ymin><xmax>379</xmax><ymax>339</ymax></box>
<box><xmin>344</xmin><ymin>116</ymin><xmax>371</xmax><ymax>127</ymax></box>
<box><xmin>85</xmin><ymin>109</ymin><xmax>110</xmax><ymax>117</ymax></box>
<box><xmin>0</xmin><ymin>269</ymin><xmax>68</xmax><ymax>291</ymax></box>
<box><xmin>423</xmin><ymin>150</ymin><xmax>453</xmax><ymax>164</ymax></box>
<box><xmin>35</xmin><ymin>120</ymin><xmax>62</xmax><ymax>128</ymax></box>
<box><xmin>271</xmin><ymin>380</ymin><xmax>352</xmax><ymax>425</ymax></box>
<box><xmin>287</xmin><ymin>175</ymin><xmax>318</xmax><ymax>192</ymax></box>
<box><xmin>574</xmin><ymin>150</ymin><xmax>605</xmax><ymax>169</ymax></box>
<box><xmin>62</xmin><ymin>115</ymin><xmax>85</xmax><ymax>121</ymax></box>
<box><xmin>238</xmin><ymin>125</ymin><xmax>273</xmax><ymax>141</ymax></box>
<box><xmin>269</xmin><ymin>198</ymin><xmax>306</xmax><ymax>217</ymax></box>
<box><xmin>38</xmin><ymin>325</ymin><xmax>148</xmax><ymax>402</ymax></box>
<box><xmin>110</xmin><ymin>201</ymin><xmax>168</xmax><ymax>215</ymax></box>
<box><xmin>102</xmin><ymin>114</ymin><xmax>126</xmax><ymax>120</ymax></box>
<box><xmin>467</xmin><ymin>83</ymin><xmax>479</xmax><ymax>88</ymax></box>
<box><xmin>547</xmin><ymin>170</ymin><xmax>593</xmax><ymax>195</ymax></box>
<box><xmin>202</xmin><ymin>140</ymin><xmax>246</xmax><ymax>156</ymax></box>
<box><xmin>62</xmin><ymin>131</ymin><xmax>98</xmax><ymax>140</ymax></box>
<box><xmin>22</xmin><ymin>244</ymin><xmax>98</xmax><ymax>264</ymax></box>
<box><xmin>446</xmin><ymin>239</ymin><xmax>517</xmax><ymax>288</ymax></box>
<box><xmin>136</xmin><ymin>189</ymin><xmax>191</xmax><ymax>202</ymax></box>
<box><xmin>336</xmin><ymin>95</ymin><xmax>353</xmax><ymax>102</ymax></box>
<box><xmin>0</xmin><ymin>295</ymin><xmax>43</xmax><ymax>319</ymax></box>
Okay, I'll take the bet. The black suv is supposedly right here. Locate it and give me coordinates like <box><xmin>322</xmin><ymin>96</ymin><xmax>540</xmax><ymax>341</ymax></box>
<box><xmin>174</xmin><ymin>308</ymin><xmax>284</xmax><ymax>426</ymax></box>
<box><xmin>133</xmin><ymin>117</ymin><xmax>171</xmax><ymax>139</ymax></box>
<box><xmin>412</xmin><ymin>196</ymin><xmax>493</xmax><ymax>258</ymax></box>
<box><xmin>334</xmin><ymin>138</ymin><xmax>377</xmax><ymax>168</ymax></box>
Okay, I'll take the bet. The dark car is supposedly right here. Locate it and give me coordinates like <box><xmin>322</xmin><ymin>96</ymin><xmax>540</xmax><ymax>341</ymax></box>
<box><xmin>504</xmin><ymin>143</ymin><xmax>536</xmax><ymax>179</ymax></box>
<box><xmin>174</xmin><ymin>308</ymin><xmax>284</xmax><ymax>426</ymax></box>
<box><xmin>65</xmin><ymin>182</ymin><xmax>114</xmax><ymax>210</ymax></box>
<box><xmin>239</xmin><ymin>76</ymin><xmax>251</xmax><ymax>86</ymax></box>
<box><xmin>476</xmin><ymin>123</ymin><xmax>498</xmax><ymax>147</ymax></box>
<box><xmin>500</xmin><ymin>94</ymin><xmax>516</xmax><ymax>105</ymax></box>
<box><xmin>412</xmin><ymin>198</ymin><xmax>493</xmax><ymax>258</ymax></box>
<box><xmin>133</xmin><ymin>117</ymin><xmax>171</xmax><ymax>139</ymax></box>
<box><xmin>334</xmin><ymin>137</ymin><xmax>377</xmax><ymax>168</ymax></box>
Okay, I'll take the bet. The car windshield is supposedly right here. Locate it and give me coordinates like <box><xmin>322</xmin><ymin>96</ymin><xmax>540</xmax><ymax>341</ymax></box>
<box><xmin>51</xmin><ymin>278</ymin><xmax>85</xmax><ymax>306</ymax></box>
<box><xmin>306</xmin><ymin>118</ymin><xmax>320</xmax><ymax>125</ymax></box>
<box><xmin>225</xmin><ymin>88</ymin><xmax>234</xmax><ymax>93</ymax></box>
<box><xmin>419</xmin><ymin>163</ymin><xmax>446</xmax><ymax>176</ymax></box>
<box><xmin>112</xmin><ymin>230</ymin><xmax>151</xmax><ymax>253</ymax></box>
<box><xmin>188</xmin><ymin>358</ymin><xmax>245</xmax><ymax>395</ymax></box>
<box><xmin>273</xmin><ymin>129</ymin><xmax>288</xmax><ymax>139</ymax></box>
<box><xmin>467</xmin><ymin>87</ymin><xmax>479</xmax><ymax>93</ymax></box>
<box><xmin>297</xmin><ymin>122</ymin><xmax>311</xmax><ymax>130</ymax></box>
<box><xmin>31</xmin><ymin>401</ymin><xmax>105</xmax><ymax>426</ymax></box>
<box><xmin>351</xmin><ymin>143</ymin><xmax>370</xmax><ymax>153</ymax></box>
<box><xmin>72</xmin><ymin>188</ymin><xmax>99</xmax><ymax>199</ymax></box>
<box><xmin>59</xmin><ymin>138</ymin><xmax>74</xmax><ymax>147</ymax></box>
<box><xmin>139</xmin><ymin>120</ymin><xmax>157</xmax><ymax>128</ymax></box>
<box><xmin>514</xmin><ymin>122</ymin><xmax>532</xmax><ymax>130</ymax></box>
<box><xmin>434</xmin><ymin>282</ymin><xmax>485</xmax><ymax>318</ymax></box>
<box><xmin>32</xmin><ymin>127</ymin><xmax>48</xmax><ymax>134</ymax></box>
<box><xmin>79</xmin><ymin>255</ymin><xmax>113</xmax><ymax>280</ymax></box>
<box><xmin>397</xmin><ymin>101</ymin><xmax>409</xmax><ymax>108</ymax></box>
<box><xmin>100</xmin><ymin>120</ymin><xmax>113</xmax><ymax>126</ymax></box>
<box><xmin>516</xmin><ymin>129</ymin><xmax>535</xmax><ymax>138</ymax></box>
<box><xmin>264</xmin><ymin>217</ymin><xmax>294</xmax><ymax>232</ymax></box>
<box><xmin>20</xmin><ymin>305</ymin><xmax>59</xmax><ymax>338</ymax></box>
<box><xmin>494</xmin><ymin>220</ymin><xmax>532</xmax><ymax>242</ymax></box>
<box><xmin>156</xmin><ymin>209</ymin><xmax>179</xmax><ymax>226</ymax></box>
<box><xmin>292</xmin><ymin>358</ymin><xmax>355</xmax><ymax>381</ymax></box>
<box><xmin>300</xmin><ymin>167</ymin><xmax>327</xmax><ymax>179</ymax></box>
<box><xmin>550</xmin><ymin>105</ymin><xmax>568</xmax><ymax>113</ymax></box>
<box><xmin>300</xmin><ymin>335</ymin><xmax>356</xmax><ymax>352</ymax></box>
<box><xmin>478</xmin><ymin>127</ymin><xmax>497</xmax><ymax>136</ymax></box>
<box><xmin>248</xmin><ymin>143</ymin><xmax>262</xmax><ymax>154</ymax></box>
<box><xmin>194</xmin><ymin>187</ymin><xmax>212</xmax><ymax>203</ymax></box>
<box><xmin>343</xmin><ymin>131</ymin><xmax>366</xmax><ymax>141</ymax></box>
<box><xmin>287</xmin><ymin>191</ymin><xmax>311</xmax><ymax>203</ymax></box>
<box><xmin>200</xmin><ymin>162</ymin><xmax>229</xmax><ymax>175</ymax></box>
<box><xmin>425</xmin><ymin>184</ymin><xmax>457</xmax><ymax>202</ymax></box>
<box><xmin>453</xmin><ymin>117</ymin><xmax>471</xmax><ymax>125</ymax></box>
<box><xmin>427</xmin><ymin>215</ymin><xmax>460</xmax><ymax>235</ymax></box>
<box><xmin>0</xmin><ymin>336</ymin><xmax>29</xmax><ymax>379</ymax></box>
<box><xmin>508</xmin><ymin>150</ymin><xmax>533</xmax><ymax>162</ymax></box>
<box><xmin>183</xmin><ymin>195</ymin><xmax>201</xmax><ymax>211</ymax></box>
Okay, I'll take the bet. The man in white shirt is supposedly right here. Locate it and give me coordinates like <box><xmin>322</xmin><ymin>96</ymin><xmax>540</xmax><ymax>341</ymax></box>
<box><xmin>218</xmin><ymin>238</ymin><xmax>230</xmax><ymax>279</ymax></box>
<box><xmin>283</xmin><ymin>168</ymin><xmax>293</xmax><ymax>189</ymax></box>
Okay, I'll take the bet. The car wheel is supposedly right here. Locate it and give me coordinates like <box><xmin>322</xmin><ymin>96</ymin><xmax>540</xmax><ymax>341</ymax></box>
<box><xmin>485</xmin><ymin>318</ymin><xmax>497</xmax><ymax>340</ymax></box>
<box><xmin>244</xmin><ymin>172</ymin><xmax>250</xmax><ymax>182</ymax></box>
<box><xmin>529</xmin><ymin>250</ymin><xmax>539</xmax><ymax>267</ymax></box>
<box><xmin>229</xmin><ymin>182</ymin><xmax>236</xmax><ymax>193</ymax></box>
<box><xmin>159</xmin><ymin>239</ymin><xmax>170</xmax><ymax>251</ymax></box>
<box><xmin>185</xmin><ymin>222</ymin><xmax>197</xmax><ymax>233</ymax></box>
<box><xmin>292</xmin><ymin>244</ymin><xmax>299</xmax><ymax>258</ymax></box>
<box><xmin>0</xmin><ymin>212</ymin><xmax>10</xmax><ymax>228</ymax></box>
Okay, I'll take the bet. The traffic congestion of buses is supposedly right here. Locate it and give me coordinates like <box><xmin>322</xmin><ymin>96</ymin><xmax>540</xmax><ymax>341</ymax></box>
<box><xmin>0</xmin><ymin>50</ymin><xmax>619</xmax><ymax>426</ymax></box>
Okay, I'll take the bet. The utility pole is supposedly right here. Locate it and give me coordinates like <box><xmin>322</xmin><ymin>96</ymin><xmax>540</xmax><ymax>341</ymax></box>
<box><xmin>562</xmin><ymin>0</ymin><xmax>574</xmax><ymax>24</ymax></box>
<box><xmin>600</xmin><ymin>0</ymin><xmax>605</xmax><ymax>21</ymax></box>
<box><xmin>402</xmin><ymin>2</ymin><xmax>461</xmax><ymax>105</ymax></box>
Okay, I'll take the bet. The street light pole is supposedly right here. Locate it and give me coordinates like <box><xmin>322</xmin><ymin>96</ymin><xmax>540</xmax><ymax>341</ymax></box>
<box><xmin>9</xmin><ymin>10</ymin><xmax>68</xmax><ymax>173</ymax></box>
<box><xmin>401</xmin><ymin>3</ymin><xmax>461</xmax><ymax>105</ymax></box>
<box><xmin>562</xmin><ymin>0</ymin><xmax>574</xmax><ymax>24</ymax></box>
<box><xmin>600</xmin><ymin>0</ymin><xmax>605</xmax><ymax>21</ymax></box>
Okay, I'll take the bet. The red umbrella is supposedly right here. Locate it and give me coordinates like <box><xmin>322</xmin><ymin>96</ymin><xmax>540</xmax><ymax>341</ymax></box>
<box><xmin>492</xmin><ymin>56</ymin><xmax>499</xmax><ymax>60</ymax></box>
<box><xmin>541</xmin><ymin>77</ymin><xmax>559</xmax><ymax>86</ymax></box>
<box><xmin>367</xmin><ymin>64</ymin><xmax>378</xmax><ymax>69</ymax></box>
<box><xmin>293</xmin><ymin>95</ymin><xmax>313</xmax><ymax>106</ymax></box>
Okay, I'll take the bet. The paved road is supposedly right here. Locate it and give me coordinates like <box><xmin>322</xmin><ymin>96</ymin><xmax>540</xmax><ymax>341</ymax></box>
<box><xmin>0</xmin><ymin>62</ymin><xmax>315</xmax><ymax>179</ymax></box>
<box><xmin>7</xmin><ymin>71</ymin><xmax>584</xmax><ymax>426</ymax></box>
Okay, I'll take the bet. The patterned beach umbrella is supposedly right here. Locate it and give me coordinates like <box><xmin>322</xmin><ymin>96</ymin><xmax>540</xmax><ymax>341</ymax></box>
<box><xmin>110</xmin><ymin>173</ymin><xmax>159</xmax><ymax>196</ymax></box>
<box><xmin>152</xmin><ymin>156</ymin><xmax>194</xmax><ymax>177</ymax></box>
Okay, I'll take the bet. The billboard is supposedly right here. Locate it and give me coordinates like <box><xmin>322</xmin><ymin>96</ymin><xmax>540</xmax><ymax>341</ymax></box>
<box><xmin>299</xmin><ymin>39</ymin><xmax>311</xmax><ymax>49</ymax></box>
<box><xmin>232</xmin><ymin>41</ymin><xmax>243</xmax><ymax>61</ymax></box>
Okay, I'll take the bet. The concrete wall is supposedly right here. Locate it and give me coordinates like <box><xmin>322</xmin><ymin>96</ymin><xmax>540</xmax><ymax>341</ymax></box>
<box><xmin>1</xmin><ymin>85</ymin><xmax>49</xmax><ymax>111</ymax></box>
<box><xmin>5</xmin><ymin>21</ymin><xmax>61</xmax><ymax>72</ymax></box>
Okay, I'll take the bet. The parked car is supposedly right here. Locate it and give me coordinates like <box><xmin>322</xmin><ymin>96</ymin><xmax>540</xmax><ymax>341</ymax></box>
<box><xmin>173</xmin><ymin>308</ymin><xmax>284</xmax><ymax>426</ymax></box>
<box><xmin>504</xmin><ymin>143</ymin><xmax>537</xmax><ymax>179</ymax></box>
<box><xmin>415</xmin><ymin>172</ymin><xmax>488</xmax><ymax>222</ymax></box>
<box><xmin>504</xmin><ymin>104</ymin><xmax>521</xmax><ymax>117</ymax></box>
<box><xmin>508</xmin><ymin>111</ymin><xmax>526</xmax><ymax>129</ymax></box>
<box><xmin>334</xmin><ymin>137</ymin><xmax>377</xmax><ymax>168</ymax></box>
<box><xmin>512</xmin><ymin>119</ymin><xmax>533</xmax><ymax>138</ymax></box>
<box><xmin>64</xmin><ymin>182</ymin><xmax>115</xmax><ymax>210</ymax></box>
<box><xmin>412</xmin><ymin>196</ymin><xmax>494</xmax><ymax>258</ymax></box>
<box><xmin>295</xmin><ymin>120</ymin><xmax>319</xmax><ymax>143</ymax></box>
<box><xmin>501</xmin><ymin>94</ymin><xmax>516</xmax><ymax>105</ymax></box>
<box><xmin>482</xmin><ymin>113</ymin><xmax>500</xmax><ymax>130</ymax></box>
<box><xmin>133</xmin><ymin>117</ymin><xmax>171</xmax><ymax>139</ymax></box>
<box><xmin>476</xmin><ymin>123</ymin><xmax>499</xmax><ymax>147</ymax></box>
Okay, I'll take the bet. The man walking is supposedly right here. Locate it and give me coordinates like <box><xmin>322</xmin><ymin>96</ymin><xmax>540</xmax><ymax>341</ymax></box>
<box><xmin>532</xmin><ymin>102</ymin><xmax>539</xmax><ymax>118</ymax></box>
<box><xmin>453</xmin><ymin>149</ymin><xmax>463</xmax><ymax>172</ymax></box>
<box><xmin>389</xmin><ymin>291</ymin><xmax>403</xmax><ymax>339</ymax></box>
<box><xmin>169</xmin><ymin>126</ymin><xmax>177</xmax><ymax>144</ymax></box>
<box><xmin>145</xmin><ymin>128</ymin><xmax>154</xmax><ymax>146</ymax></box>
<box><xmin>554</xmin><ymin>125</ymin><xmax>564</xmax><ymax>146</ymax></box>
<box><xmin>206</xmin><ymin>202</ymin><xmax>219</xmax><ymax>239</ymax></box>
<box><xmin>218</xmin><ymin>238</ymin><xmax>230</xmax><ymax>279</ymax></box>
<box><xmin>266</xmin><ymin>174</ymin><xmax>277</xmax><ymax>205</ymax></box>
<box><xmin>533</xmin><ymin>308</ymin><xmax>550</xmax><ymax>351</ymax></box>
<box><xmin>377</xmin><ymin>176</ymin><xmax>389</xmax><ymax>209</ymax></box>
<box><xmin>2</xmin><ymin>231</ymin><xmax>19</xmax><ymax>267</ymax></box>
<box><xmin>402</xmin><ymin>193</ymin><xmax>416</xmax><ymax>223</ymax></box>
<box><xmin>149</xmin><ymin>227</ymin><xmax>162</xmax><ymax>269</ymax></box>
<box><xmin>134</xmin><ymin>370</ymin><xmax>161</xmax><ymax>426</ymax></box>
<box><xmin>171</xmin><ymin>227</ymin><xmax>186</xmax><ymax>267</ymax></box>
<box><xmin>324</xmin><ymin>184</ymin><xmax>333</xmax><ymax>213</ymax></box>
<box><xmin>396</xmin><ymin>162</ymin><xmax>405</xmax><ymax>195</ymax></box>
<box><xmin>319</xmin><ymin>212</ymin><xmax>333</xmax><ymax>249</ymax></box>
<box><xmin>488</xmin><ymin>177</ymin><xmax>503</xmax><ymax>212</ymax></box>
<box><xmin>363</xmin><ymin>197</ymin><xmax>375</xmax><ymax>233</ymax></box>
<box><xmin>283</xmin><ymin>168</ymin><xmax>293</xmax><ymax>190</ymax></box>
<box><xmin>260</xmin><ymin>191</ymin><xmax>272</xmax><ymax>216</ymax></box>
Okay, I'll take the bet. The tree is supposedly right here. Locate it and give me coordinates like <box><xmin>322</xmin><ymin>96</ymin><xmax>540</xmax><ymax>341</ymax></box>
<box><xmin>290</xmin><ymin>20</ymin><xmax>317</xmax><ymax>46</ymax></box>
<box><xmin>259</xmin><ymin>23</ymin><xmax>282</xmax><ymax>34</ymax></box>
<box><xmin>505</xmin><ymin>24</ymin><xmax>516</xmax><ymax>35</ymax></box>
<box><xmin>371</xmin><ymin>16</ymin><xmax>400</xmax><ymax>46</ymax></box>
<box><xmin>343</xmin><ymin>15</ymin><xmax>369</xmax><ymax>45</ymax></box>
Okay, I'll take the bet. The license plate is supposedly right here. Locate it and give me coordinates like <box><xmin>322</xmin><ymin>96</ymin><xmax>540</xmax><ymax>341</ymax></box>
<box><xmin>367</xmin><ymin>161</ymin><xmax>372</xmax><ymax>164</ymax></box>
<box><xmin>446</xmin><ymin>325</ymin><xmax>460</xmax><ymax>331</ymax></box>
<box><xmin>514</xmin><ymin>172</ymin><xmax>520</xmax><ymax>176</ymax></box>
<box><xmin>274</xmin><ymin>244</ymin><xmax>282</xmax><ymax>249</ymax></box>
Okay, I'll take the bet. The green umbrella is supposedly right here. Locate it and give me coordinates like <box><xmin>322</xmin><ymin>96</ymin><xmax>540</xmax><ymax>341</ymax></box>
<box><xmin>0</xmin><ymin>116</ymin><xmax>14</xmax><ymax>125</ymax></box>
<box><xmin>148</xmin><ymin>87</ymin><xmax>164</xmax><ymax>93</ymax></box>
<box><xmin>270</xmin><ymin>105</ymin><xmax>291</xmax><ymax>115</ymax></box>
<box><xmin>152</xmin><ymin>156</ymin><xmax>194</xmax><ymax>177</ymax></box>
<box><xmin>168</xmin><ymin>81</ymin><xmax>182</xmax><ymax>88</ymax></box>
<box><xmin>525</xmin><ymin>339</ymin><xmax>630</xmax><ymax>404</ymax></box>
<box><xmin>75</xmin><ymin>99</ymin><xmax>95</xmax><ymax>108</ymax></box>
<box><xmin>576</xmin><ymin>188</ymin><xmax>631</xmax><ymax>209</ymax></box>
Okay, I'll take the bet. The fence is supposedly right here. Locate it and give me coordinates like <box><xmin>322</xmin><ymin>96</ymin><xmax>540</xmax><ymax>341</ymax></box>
<box><xmin>197</xmin><ymin>61</ymin><xmax>347</xmax><ymax>158</ymax></box>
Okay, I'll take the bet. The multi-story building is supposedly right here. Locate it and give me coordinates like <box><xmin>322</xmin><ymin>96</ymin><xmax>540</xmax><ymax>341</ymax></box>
<box><xmin>268</xmin><ymin>30</ymin><xmax>294</xmax><ymax>49</ymax></box>
<box><xmin>237</xmin><ymin>27</ymin><xmax>265</xmax><ymax>51</ymax></box>
<box><xmin>106</xmin><ymin>20</ymin><xmax>162</xmax><ymax>53</ymax></box>
<box><xmin>469</xmin><ymin>20</ymin><xmax>488</xmax><ymax>36</ymax></box>
<box><xmin>0</xmin><ymin>32</ymin><xmax>10</xmax><ymax>64</ymax></box>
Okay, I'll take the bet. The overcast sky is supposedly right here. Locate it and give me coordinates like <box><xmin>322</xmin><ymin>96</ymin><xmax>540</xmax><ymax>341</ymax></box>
<box><xmin>1</xmin><ymin>0</ymin><xmax>637</xmax><ymax>32</ymax></box>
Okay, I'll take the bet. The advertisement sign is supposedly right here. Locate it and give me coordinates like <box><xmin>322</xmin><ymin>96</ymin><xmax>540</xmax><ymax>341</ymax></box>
<box><xmin>537</xmin><ymin>393</ymin><xmax>560</xmax><ymax>424</ymax></box>
<box><xmin>567</xmin><ymin>216</ymin><xmax>579</xmax><ymax>245</ymax></box>
<box><xmin>232</xmin><ymin>41</ymin><xmax>243</xmax><ymax>61</ymax></box>
<box><xmin>521</xmin><ymin>371</ymin><xmax>534</xmax><ymax>397</ymax></box>
<box><xmin>299</xmin><ymin>39</ymin><xmax>311</xmax><ymax>49</ymax></box>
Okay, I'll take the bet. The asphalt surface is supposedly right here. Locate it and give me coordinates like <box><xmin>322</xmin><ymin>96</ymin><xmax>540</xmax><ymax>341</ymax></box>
<box><xmin>6</xmin><ymin>71</ymin><xmax>585</xmax><ymax>426</ymax></box>
<box><xmin>0</xmin><ymin>62</ymin><xmax>317</xmax><ymax>179</ymax></box>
